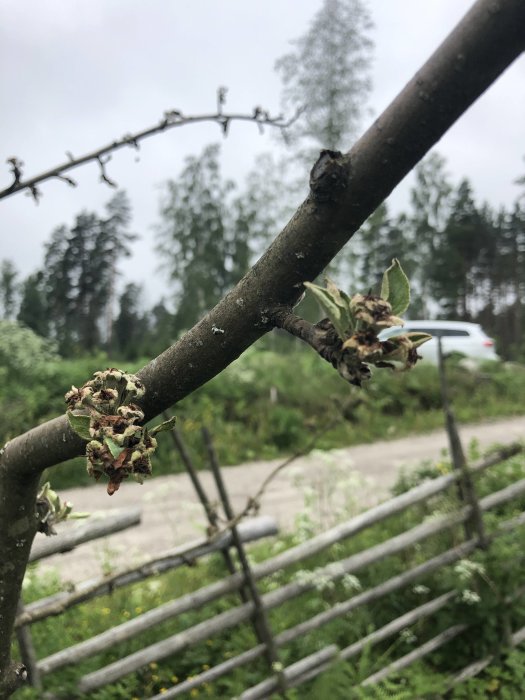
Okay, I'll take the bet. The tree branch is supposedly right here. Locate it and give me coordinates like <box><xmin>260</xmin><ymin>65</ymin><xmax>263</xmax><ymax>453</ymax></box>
<box><xmin>0</xmin><ymin>91</ymin><xmax>298</xmax><ymax>203</ymax></box>
<box><xmin>2</xmin><ymin>0</ymin><xmax>524</xmax><ymax>473</ymax></box>
<box><xmin>1</xmin><ymin>1</ymin><xmax>524</xmax><ymax>693</ymax></box>
<box><xmin>0</xmin><ymin>661</ymin><xmax>27</xmax><ymax>700</ymax></box>
<box><xmin>270</xmin><ymin>309</ymin><xmax>342</xmax><ymax>363</ymax></box>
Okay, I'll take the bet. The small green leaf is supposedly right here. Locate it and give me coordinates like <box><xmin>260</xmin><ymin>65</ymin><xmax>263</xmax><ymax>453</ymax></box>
<box><xmin>405</xmin><ymin>332</ymin><xmax>433</xmax><ymax>348</ymax></box>
<box><xmin>150</xmin><ymin>416</ymin><xmax>177</xmax><ymax>436</ymax></box>
<box><xmin>304</xmin><ymin>281</ymin><xmax>350</xmax><ymax>339</ymax></box>
<box><xmin>380</xmin><ymin>259</ymin><xmax>410</xmax><ymax>315</ymax></box>
<box><xmin>104</xmin><ymin>436</ymin><xmax>125</xmax><ymax>459</ymax></box>
<box><xmin>67</xmin><ymin>411</ymin><xmax>92</xmax><ymax>440</ymax></box>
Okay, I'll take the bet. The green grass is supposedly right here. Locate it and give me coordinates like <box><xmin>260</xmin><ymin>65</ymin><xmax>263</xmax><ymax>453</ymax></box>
<box><xmin>5</xmin><ymin>344</ymin><xmax>525</xmax><ymax>490</ymax></box>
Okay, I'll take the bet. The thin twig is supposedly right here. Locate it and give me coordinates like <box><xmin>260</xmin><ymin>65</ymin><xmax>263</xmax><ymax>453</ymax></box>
<box><xmin>210</xmin><ymin>416</ymin><xmax>342</xmax><ymax>538</ymax></box>
<box><xmin>1</xmin><ymin>91</ymin><xmax>299</xmax><ymax>202</ymax></box>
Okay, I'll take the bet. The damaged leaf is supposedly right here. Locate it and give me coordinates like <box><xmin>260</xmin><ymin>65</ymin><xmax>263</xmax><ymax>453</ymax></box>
<box><xmin>302</xmin><ymin>260</ymin><xmax>428</xmax><ymax>385</ymax></box>
<box><xmin>104</xmin><ymin>436</ymin><xmax>126</xmax><ymax>460</ymax></box>
<box><xmin>65</xmin><ymin>369</ymin><xmax>175</xmax><ymax>495</ymax></box>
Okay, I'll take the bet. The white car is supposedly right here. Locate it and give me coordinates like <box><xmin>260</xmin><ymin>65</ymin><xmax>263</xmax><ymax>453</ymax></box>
<box><xmin>379</xmin><ymin>320</ymin><xmax>499</xmax><ymax>364</ymax></box>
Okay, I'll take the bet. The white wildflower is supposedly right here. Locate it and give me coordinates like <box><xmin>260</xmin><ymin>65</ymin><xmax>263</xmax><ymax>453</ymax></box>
<box><xmin>342</xmin><ymin>574</ymin><xmax>362</xmax><ymax>592</ymax></box>
<box><xmin>454</xmin><ymin>559</ymin><xmax>485</xmax><ymax>582</ymax></box>
<box><xmin>460</xmin><ymin>589</ymin><xmax>481</xmax><ymax>605</ymax></box>
<box><xmin>400</xmin><ymin>628</ymin><xmax>417</xmax><ymax>644</ymax></box>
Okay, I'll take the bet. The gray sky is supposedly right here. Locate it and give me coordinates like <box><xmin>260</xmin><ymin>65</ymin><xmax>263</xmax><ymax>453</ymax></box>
<box><xmin>1</xmin><ymin>0</ymin><xmax>524</xmax><ymax>307</ymax></box>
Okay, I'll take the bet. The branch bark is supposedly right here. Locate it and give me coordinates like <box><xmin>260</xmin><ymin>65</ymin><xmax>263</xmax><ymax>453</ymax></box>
<box><xmin>1</xmin><ymin>0</ymin><xmax>524</xmax><ymax>695</ymax></box>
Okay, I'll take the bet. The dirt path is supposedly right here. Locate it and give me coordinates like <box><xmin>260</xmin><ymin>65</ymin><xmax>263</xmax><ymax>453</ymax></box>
<box><xmin>38</xmin><ymin>416</ymin><xmax>525</xmax><ymax>583</ymax></box>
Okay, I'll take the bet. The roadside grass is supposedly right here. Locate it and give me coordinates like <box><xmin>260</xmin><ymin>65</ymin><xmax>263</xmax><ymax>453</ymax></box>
<box><xmin>5</xmin><ymin>345</ymin><xmax>525</xmax><ymax>490</ymax></box>
<box><xmin>13</xmin><ymin>450</ymin><xmax>525</xmax><ymax>699</ymax></box>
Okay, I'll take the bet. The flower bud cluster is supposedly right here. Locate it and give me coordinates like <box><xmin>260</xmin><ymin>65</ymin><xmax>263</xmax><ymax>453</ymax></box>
<box><xmin>305</xmin><ymin>260</ymin><xmax>431</xmax><ymax>386</ymax></box>
<box><xmin>65</xmin><ymin>368</ymin><xmax>175</xmax><ymax>495</ymax></box>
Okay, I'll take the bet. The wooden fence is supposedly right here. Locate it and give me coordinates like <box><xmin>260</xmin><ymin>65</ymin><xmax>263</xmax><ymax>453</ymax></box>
<box><xmin>18</xmin><ymin>434</ymin><xmax>525</xmax><ymax>698</ymax></box>
<box><xmin>16</xmin><ymin>508</ymin><xmax>278</xmax><ymax>692</ymax></box>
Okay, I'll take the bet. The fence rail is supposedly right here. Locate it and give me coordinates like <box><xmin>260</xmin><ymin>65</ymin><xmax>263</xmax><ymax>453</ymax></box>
<box><xmin>17</xmin><ymin>515</ymin><xmax>276</xmax><ymax>627</ymax></box>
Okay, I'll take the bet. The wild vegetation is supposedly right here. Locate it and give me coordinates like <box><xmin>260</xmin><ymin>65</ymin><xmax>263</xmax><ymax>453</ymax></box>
<box><xmin>13</xmin><ymin>448</ymin><xmax>525</xmax><ymax>699</ymax></box>
<box><xmin>2</xmin><ymin>324</ymin><xmax>523</xmax><ymax>491</ymax></box>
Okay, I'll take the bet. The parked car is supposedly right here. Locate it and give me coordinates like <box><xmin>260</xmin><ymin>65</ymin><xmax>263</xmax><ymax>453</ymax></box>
<box><xmin>379</xmin><ymin>320</ymin><xmax>500</xmax><ymax>364</ymax></box>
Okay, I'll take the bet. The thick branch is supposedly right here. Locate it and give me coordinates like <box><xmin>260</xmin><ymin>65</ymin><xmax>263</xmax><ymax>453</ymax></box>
<box><xmin>0</xmin><ymin>467</ymin><xmax>39</xmax><ymax>700</ymax></box>
<box><xmin>0</xmin><ymin>662</ymin><xmax>27</xmax><ymax>700</ymax></box>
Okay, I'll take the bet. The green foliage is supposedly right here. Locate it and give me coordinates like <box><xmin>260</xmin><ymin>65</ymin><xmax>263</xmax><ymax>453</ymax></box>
<box><xmin>3</xmin><ymin>344</ymin><xmax>525</xmax><ymax>490</ymax></box>
<box><xmin>0</xmin><ymin>320</ymin><xmax>61</xmax><ymax>442</ymax></box>
<box><xmin>0</xmin><ymin>320</ymin><xmax>58</xmax><ymax>379</ymax></box>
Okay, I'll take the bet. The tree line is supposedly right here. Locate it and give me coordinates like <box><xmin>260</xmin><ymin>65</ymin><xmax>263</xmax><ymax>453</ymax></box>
<box><xmin>2</xmin><ymin>148</ymin><xmax>524</xmax><ymax>360</ymax></box>
<box><xmin>1</xmin><ymin>0</ymin><xmax>523</xmax><ymax>362</ymax></box>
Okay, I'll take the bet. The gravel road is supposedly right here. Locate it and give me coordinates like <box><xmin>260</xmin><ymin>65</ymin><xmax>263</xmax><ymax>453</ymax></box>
<box><xmin>38</xmin><ymin>415</ymin><xmax>525</xmax><ymax>583</ymax></box>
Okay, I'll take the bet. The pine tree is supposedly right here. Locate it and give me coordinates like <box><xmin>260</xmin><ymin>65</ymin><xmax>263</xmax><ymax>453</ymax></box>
<box><xmin>17</xmin><ymin>272</ymin><xmax>48</xmax><ymax>337</ymax></box>
<box><xmin>42</xmin><ymin>192</ymin><xmax>135</xmax><ymax>354</ymax></box>
<box><xmin>351</xmin><ymin>204</ymin><xmax>417</xmax><ymax>301</ymax></box>
<box><xmin>429</xmin><ymin>179</ymin><xmax>488</xmax><ymax>319</ymax></box>
<box><xmin>114</xmin><ymin>283</ymin><xmax>148</xmax><ymax>360</ymax></box>
<box><xmin>146</xmin><ymin>300</ymin><xmax>176</xmax><ymax>357</ymax></box>
<box><xmin>408</xmin><ymin>152</ymin><xmax>453</xmax><ymax>316</ymax></box>
<box><xmin>157</xmin><ymin>144</ymin><xmax>236</xmax><ymax>332</ymax></box>
<box><xmin>0</xmin><ymin>260</ymin><xmax>18</xmax><ymax>320</ymax></box>
<box><xmin>230</xmin><ymin>153</ymin><xmax>296</xmax><ymax>280</ymax></box>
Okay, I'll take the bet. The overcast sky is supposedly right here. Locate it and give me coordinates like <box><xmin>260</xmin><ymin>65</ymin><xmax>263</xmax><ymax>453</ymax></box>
<box><xmin>1</xmin><ymin>0</ymin><xmax>524</xmax><ymax>307</ymax></box>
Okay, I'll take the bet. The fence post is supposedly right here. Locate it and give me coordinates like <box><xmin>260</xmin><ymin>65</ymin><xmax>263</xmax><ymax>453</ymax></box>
<box><xmin>165</xmin><ymin>416</ymin><xmax>251</xmax><ymax>604</ymax></box>
<box><xmin>164</xmin><ymin>414</ymin><xmax>220</xmax><ymax>534</ymax></box>
<box><xmin>202</xmin><ymin>426</ymin><xmax>287</xmax><ymax>697</ymax></box>
<box><xmin>436</xmin><ymin>337</ymin><xmax>487</xmax><ymax>548</ymax></box>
